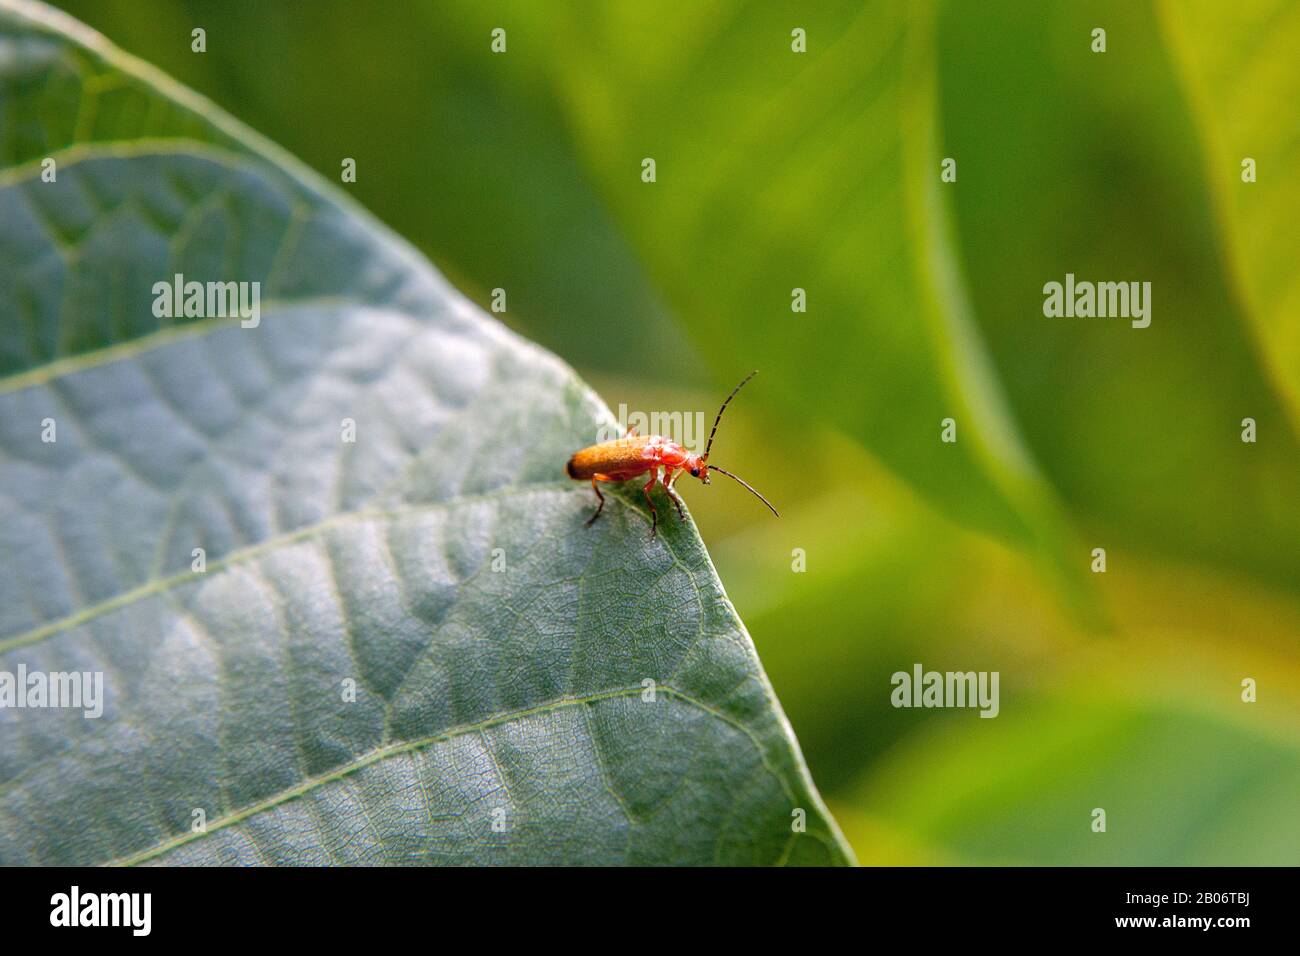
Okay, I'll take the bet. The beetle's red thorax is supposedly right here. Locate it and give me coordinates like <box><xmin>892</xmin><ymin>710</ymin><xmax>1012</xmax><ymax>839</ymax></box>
<box><xmin>641</xmin><ymin>436</ymin><xmax>691</xmax><ymax>468</ymax></box>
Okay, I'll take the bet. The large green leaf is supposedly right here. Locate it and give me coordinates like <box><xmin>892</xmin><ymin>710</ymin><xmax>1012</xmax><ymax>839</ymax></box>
<box><xmin>0</xmin><ymin>0</ymin><xmax>849</xmax><ymax>865</ymax></box>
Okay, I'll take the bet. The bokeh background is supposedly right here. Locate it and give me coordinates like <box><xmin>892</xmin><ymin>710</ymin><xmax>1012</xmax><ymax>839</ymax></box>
<box><xmin>51</xmin><ymin>0</ymin><xmax>1300</xmax><ymax>864</ymax></box>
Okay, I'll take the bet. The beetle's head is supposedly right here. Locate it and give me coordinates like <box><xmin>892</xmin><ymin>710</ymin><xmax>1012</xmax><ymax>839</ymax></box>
<box><xmin>683</xmin><ymin>370</ymin><xmax>779</xmax><ymax>517</ymax></box>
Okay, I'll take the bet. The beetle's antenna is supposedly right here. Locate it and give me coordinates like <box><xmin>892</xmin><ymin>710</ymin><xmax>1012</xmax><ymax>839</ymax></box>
<box><xmin>707</xmin><ymin>465</ymin><xmax>779</xmax><ymax>517</ymax></box>
<box><xmin>703</xmin><ymin>369</ymin><xmax>758</xmax><ymax>461</ymax></box>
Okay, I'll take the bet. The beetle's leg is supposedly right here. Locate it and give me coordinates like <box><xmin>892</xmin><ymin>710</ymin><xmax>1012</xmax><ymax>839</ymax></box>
<box><xmin>585</xmin><ymin>475</ymin><xmax>611</xmax><ymax>526</ymax></box>
<box><xmin>642</xmin><ymin>471</ymin><xmax>659</xmax><ymax>537</ymax></box>
<box><xmin>664</xmin><ymin>471</ymin><xmax>686</xmax><ymax>521</ymax></box>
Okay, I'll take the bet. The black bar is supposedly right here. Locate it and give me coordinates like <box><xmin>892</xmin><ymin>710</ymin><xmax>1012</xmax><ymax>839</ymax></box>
<box><xmin>3</xmin><ymin>866</ymin><xmax>1284</xmax><ymax>942</ymax></box>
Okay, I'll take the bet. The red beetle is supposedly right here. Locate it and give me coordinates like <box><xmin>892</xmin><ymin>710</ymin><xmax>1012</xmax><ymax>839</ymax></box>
<box><xmin>566</xmin><ymin>371</ymin><xmax>779</xmax><ymax>536</ymax></box>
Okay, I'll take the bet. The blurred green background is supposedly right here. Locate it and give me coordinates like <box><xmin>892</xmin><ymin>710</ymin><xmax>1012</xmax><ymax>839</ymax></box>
<box><xmin>52</xmin><ymin>0</ymin><xmax>1300</xmax><ymax>864</ymax></box>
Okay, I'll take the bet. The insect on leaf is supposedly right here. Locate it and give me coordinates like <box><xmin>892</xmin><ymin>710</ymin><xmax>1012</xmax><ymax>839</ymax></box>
<box><xmin>0</xmin><ymin>1</ymin><xmax>850</xmax><ymax>866</ymax></box>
